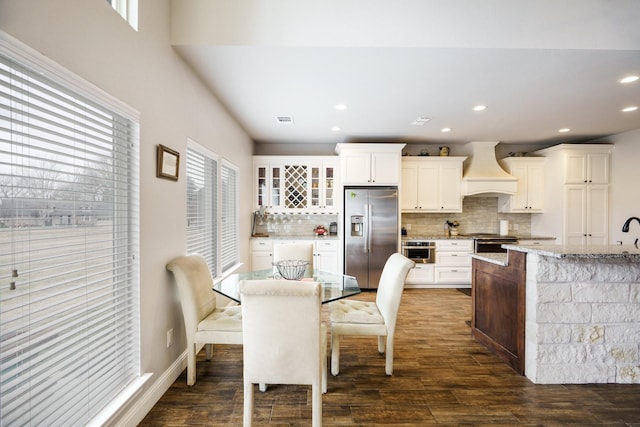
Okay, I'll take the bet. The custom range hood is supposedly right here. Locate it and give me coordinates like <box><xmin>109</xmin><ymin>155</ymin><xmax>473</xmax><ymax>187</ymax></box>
<box><xmin>461</xmin><ymin>141</ymin><xmax>517</xmax><ymax>196</ymax></box>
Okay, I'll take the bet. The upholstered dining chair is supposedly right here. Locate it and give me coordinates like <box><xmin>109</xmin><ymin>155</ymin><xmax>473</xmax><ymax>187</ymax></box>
<box><xmin>329</xmin><ymin>253</ymin><xmax>415</xmax><ymax>376</ymax></box>
<box><xmin>166</xmin><ymin>254</ymin><xmax>243</xmax><ymax>386</ymax></box>
<box><xmin>272</xmin><ymin>242</ymin><xmax>314</xmax><ymax>264</ymax></box>
<box><xmin>240</xmin><ymin>279</ymin><xmax>325</xmax><ymax>427</ymax></box>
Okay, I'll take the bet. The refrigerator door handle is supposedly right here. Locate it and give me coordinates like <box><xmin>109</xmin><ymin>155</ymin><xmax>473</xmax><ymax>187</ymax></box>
<box><xmin>366</xmin><ymin>203</ymin><xmax>372</xmax><ymax>253</ymax></box>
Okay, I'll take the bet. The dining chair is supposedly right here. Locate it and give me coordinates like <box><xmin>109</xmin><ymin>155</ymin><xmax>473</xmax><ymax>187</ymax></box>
<box><xmin>272</xmin><ymin>242</ymin><xmax>314</xmax><ymax>264</ymax></box>
<box><xmin>329</xmin><ymin>252</ymin><xmax>415</xmax><ymax>376</ymax></box>
<box><xmin>240</xmin><ymin>279</ymin><xmax>325</xmax><ymax>427</ymax></box>
<box><xmin>166</xmin><ymin>254</ymin><xmax>243</xmax><ymax>386</ymax></box>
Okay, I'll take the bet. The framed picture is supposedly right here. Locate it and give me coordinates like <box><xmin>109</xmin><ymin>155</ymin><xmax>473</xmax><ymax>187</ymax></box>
<box><xmin>156</xmin><ymin>144</ymin><xmax>180</xmax><ymax>181</ymax></box>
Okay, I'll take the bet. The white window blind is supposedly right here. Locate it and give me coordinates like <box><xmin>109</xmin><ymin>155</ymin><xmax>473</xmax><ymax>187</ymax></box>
<box><xmin>186</xmin><ymin>142</ymin><xmax>218</xmax><ymax>276</ymax></box>
<box><xmin>221</xmin><ymin>160</ymin><xmax>239</xmax><ymax>272</ymax></box>
<box><xmin>0</xmin><ymin>41</ymin><xmax>140</xmax><ymax>426</ymax></box>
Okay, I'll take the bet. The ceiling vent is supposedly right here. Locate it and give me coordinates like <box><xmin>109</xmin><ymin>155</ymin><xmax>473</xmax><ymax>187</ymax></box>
<box><xmin>461</xmin><ymin>141</ymin><xmax>518</xmax><ymax>196</ymax></box>
<box><xmin>276</xmin><ymin>116</ymin><xmax>294</xmax><ymax>125</ymax></box>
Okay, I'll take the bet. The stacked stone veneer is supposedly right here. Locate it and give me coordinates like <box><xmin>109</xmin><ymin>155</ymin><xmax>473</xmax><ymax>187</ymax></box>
<box><xmin>525</xmin><ymin>253</ymin><xmax>640</xmax><ymax>384</ymax></box>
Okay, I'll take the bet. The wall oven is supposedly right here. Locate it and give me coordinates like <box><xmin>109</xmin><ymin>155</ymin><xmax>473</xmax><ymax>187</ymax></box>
<box><xmin>401</xmin><ymin>241</ymin><xmax>436</xmax><ymax>263</ymax></box>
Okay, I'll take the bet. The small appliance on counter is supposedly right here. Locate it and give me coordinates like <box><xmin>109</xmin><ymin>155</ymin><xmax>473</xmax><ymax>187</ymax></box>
<box><xmin>329</xmin><ymin>222</ymin><xmax>338</xmax><ymax>235</ymax></box>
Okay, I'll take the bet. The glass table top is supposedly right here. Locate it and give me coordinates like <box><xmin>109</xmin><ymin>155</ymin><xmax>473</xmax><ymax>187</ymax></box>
<box><xmin>213</xmin><ymin>268</ymin><xmax>361</xmax><ymax>304</ymax></box>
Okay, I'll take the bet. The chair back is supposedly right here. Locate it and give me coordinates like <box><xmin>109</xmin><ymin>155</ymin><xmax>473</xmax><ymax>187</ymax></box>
<box><xmin>240</xmin><ymin>279</ymin><xmax>322</xmax><ymax>386</ymax></box>
<box><xmin>273</xmin><ymin>242</ymin><xmax>314</xmax><ymax>264</ymax></box>
<box><xmin>375</xmin><ymin>253</ymin><xmax>415</xmax><ymax>333</ymax></box>
<box><xmin>166</xmin><ymin>254</ymin><xmax>216</xmax><ymax>337</ymax></box>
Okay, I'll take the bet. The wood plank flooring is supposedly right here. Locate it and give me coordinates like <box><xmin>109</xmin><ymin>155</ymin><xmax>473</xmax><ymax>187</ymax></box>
<box><xmin>140</xmin><ymin>288</ymin><xmax>640</xmax><ymax>426</ymax></box>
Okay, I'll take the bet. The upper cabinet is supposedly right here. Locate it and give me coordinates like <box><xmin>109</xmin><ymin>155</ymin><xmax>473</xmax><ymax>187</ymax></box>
<box><xmin>564</xmin><ymin>150</ymin><xmax>610</xmax><ymax>184</ymax></box>
<box><xmin>254</xmin><ymin>156</ymin><xmax>339</xmax><ymax>213</ymax></box>
<box><xmin>335</xmin><ymin>143</ymin><xmax>404</xmax><ymax>185</ymax></box>
<box><xmin>498</xmin><ymin>157</ymin><xmax>545</xmax><ymax>213</ymax></box>
<box><xmin>401</xmin><ymin>157</ymin><xmax>466</xmax><ymax>212</ymax></box>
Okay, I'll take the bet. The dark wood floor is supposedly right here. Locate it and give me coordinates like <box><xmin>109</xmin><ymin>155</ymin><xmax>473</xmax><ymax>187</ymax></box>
<box><xmin>141</xmin><ymin>288</ymin><xmax>640</xmax><ymax>426</ymax></box>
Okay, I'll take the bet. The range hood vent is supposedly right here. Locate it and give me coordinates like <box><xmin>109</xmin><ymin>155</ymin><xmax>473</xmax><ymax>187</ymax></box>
<box><xmin>461</xmin><ymin>141</ymin><xmax>517</xmax><ymax>196</ymax></box>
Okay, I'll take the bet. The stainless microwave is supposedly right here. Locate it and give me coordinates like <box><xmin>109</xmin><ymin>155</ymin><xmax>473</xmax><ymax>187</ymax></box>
<box><xmin>401</xmin><ymin>241</ymin><xmax>435</xmax><ymax>264</ymax></box>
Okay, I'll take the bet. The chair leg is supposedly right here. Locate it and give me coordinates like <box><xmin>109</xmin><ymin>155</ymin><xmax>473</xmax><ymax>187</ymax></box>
<box><xmin>377</xmin><ymin>336</ymin><xmax>385</xmax><ymax>353</ymax></box>
<box><xmin>205</xmin><ymin>343</ymin><xmax>213</xmax><ymax>360</ymax></box>
<box><xmin>311</xmin><ymin>383</ymin><xmax>322</xmax><ymax>427</ymax></box>
<box><xmin>259</xmin><ymin>383</ymin><xmax>267</xmax><ymax>392</ymax></box>
<box><xmin>385</xmin><ymin>335</ymin><xmax>394</xmax><ymax>376</ymax></box>
<box><xmin>243</xmin><ymin>382</ymin><xmax>254</xmax><ymax>426</ymax></box>
<box><xmin>187</xmin><ymin>344</ymin><xmax>197</xmax><ymax>386</ymax></box>
<box><xmin>331</xmin><ymin>333</ymin><xmax>341</xmax><ymax>376</ymax></box>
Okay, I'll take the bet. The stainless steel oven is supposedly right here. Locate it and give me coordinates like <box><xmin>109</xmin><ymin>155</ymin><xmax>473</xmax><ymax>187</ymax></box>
<box><xmin>463</xmin><ymin>234</ymin><xmax>518</xmax><ymax>253</ymax></box>
<box><xmin>401</xmin><ymin>241</ymin><xmax>436</xmax><ymax>263</ymax></box>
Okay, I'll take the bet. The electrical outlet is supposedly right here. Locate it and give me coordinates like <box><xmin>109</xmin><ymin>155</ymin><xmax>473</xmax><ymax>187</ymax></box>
<box><xmin>406</xmin><ymin>224</ymin><xmax>411</xmax><ymax>230</ymax></box>
<box><xmin>513</xmin><ymin>223</ymin><xmax>519</xmax><ymax>231</ymax></box>
<box><xmin>166</xmin><ymin>328</ymin><xmax>174</xmax><ymax>348</ymax></box>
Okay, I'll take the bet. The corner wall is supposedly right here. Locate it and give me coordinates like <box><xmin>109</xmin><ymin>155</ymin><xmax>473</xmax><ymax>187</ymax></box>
<box><xmin>0</xmin><ymin>0</ymin><xmax>254</xmax><ymax>423</ymax></box>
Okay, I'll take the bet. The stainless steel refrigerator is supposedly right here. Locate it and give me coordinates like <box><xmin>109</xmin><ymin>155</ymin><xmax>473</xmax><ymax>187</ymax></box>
<box><xmin>344</xmin><ymin>187</ymin><xmax>399</xmax><ymax>289</ymax></box>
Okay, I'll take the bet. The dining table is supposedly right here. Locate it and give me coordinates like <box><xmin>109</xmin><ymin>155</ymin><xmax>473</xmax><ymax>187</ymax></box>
<box><xmin>213</xmin><ymin>268</ymin><xmax>361</xmax><ymax>304</ymax></box>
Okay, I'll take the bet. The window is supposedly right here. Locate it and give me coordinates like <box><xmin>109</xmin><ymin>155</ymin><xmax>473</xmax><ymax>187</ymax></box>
<box><xmin>0</xmin><ymin>37</ymin><xmax>140</xmax><ymax>425</ymax></box>
<box><xmin>185</xmin><ymin>143</ymin><xmax>239</xmax><ymax>277</ymax></box>
<box><xmin>106</xmin><ymin>0</ymin><xmax>139</xmax><ymax>31</ymax></box>
<box><xmin>186</xmin><ymin>141</ymin><xmax>218</xmax><ymax>275</ymax></box>
<box><xmin>221</xmin><ymin>160</ymin><xmax>239</xmax><ymax>271</ymax></box>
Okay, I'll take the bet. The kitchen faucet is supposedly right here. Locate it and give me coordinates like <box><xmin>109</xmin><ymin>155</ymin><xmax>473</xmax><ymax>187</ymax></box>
<box><xmin>621</xmin><ymin>216</ymin><xmax>640</xmax><ymax>232</ymax></box>
<box><xmin>622</xmin><ymin>217</ymin><xmax>640</xmax><ymax>248</ymax></box>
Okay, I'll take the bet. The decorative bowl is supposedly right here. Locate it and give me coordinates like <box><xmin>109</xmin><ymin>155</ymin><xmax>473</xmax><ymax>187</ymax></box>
<box><xmin>273</xmin><ymin>260</ymin><xmax>309</xmax><ymax>280</ymax></box>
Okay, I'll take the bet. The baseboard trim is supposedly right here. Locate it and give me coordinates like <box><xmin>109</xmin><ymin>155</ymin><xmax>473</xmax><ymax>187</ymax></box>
<box><xmin>113</xmin><ymin>350</ymin><xmax>187</xmax><ymax>426</ymax></box>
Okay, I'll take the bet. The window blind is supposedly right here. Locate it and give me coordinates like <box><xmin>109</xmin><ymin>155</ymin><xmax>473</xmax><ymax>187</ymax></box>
<box><xmin>186</xmin><ymin>143</ymin><xmax>218</xmax><ymax>276</ymax></box>
<box><xmin>0</xmin><ymin>44</ymin><xmax>140</xmax><ymax>425</ymax></box>
<box><xmin>221</xmin><ymin>160</ymin><xmax>239</xmax><ymax>272</ymax></box>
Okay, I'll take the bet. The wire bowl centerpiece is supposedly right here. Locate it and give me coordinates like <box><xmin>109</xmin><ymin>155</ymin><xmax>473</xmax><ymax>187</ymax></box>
<box><xmin>273</xmin><ymin>259</ymin><xmax>309</xmax><ymax>280</ymax></box>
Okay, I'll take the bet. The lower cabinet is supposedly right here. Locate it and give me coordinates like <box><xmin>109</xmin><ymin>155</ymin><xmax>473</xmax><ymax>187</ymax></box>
<box><xmin>434</xmin><ymin>239</ymin><xmax>473</xmax><ymax>286</ymax></box>
<box><xmin>405</xmin><ymin>263</ymin><xmax>435</xmax><ymax>285</ymax></box>
<box><xmin>250</xmin><ymin>239</ymin><xmax>340</xmax><ymax>274</ymax></box>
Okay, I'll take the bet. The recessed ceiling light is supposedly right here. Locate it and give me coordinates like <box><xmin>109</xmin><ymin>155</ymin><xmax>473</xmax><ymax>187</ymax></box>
<box><xmin>619</xmin><ymin>75</ymin><xmax>639</xmax><ymax>84</ymax></box>
<box><xmin>334</xmin><ymin>104</ymin><xmax>348</xmax><ymax>111</ymax></box>
<box><xmin>558</xmin><ymin>128</ymin><xmax>571</xmax><ymax>133</ymax></box>
<box><xmin>473</xmin><ymin>105</ymin><xmax>487</xmax><ymax>112</ymax></box>
<box><xmin>331</xmin><ymin>126</ymin><xmax>341</xmax><ymax>132</ymax></box>
<box><xmin>622</xmin><ymin>106</ymin><xmax>638</xmax><ymax>112</ymax></box>
<box><xmin>441</xmin><ymin>127</ymin><xmax>452</xmax><ymax>133</ymax></box>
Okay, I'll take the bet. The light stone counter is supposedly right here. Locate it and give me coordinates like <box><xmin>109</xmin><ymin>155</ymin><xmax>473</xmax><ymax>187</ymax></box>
<box><xmin>470</xmin><ymin>252</ymin><xmax>508</xmax><ymax>266</ymax></box>
<box><xmin>505</xmin><ymin>243</ymin><xmax>640</xmax><ymax>384</ymax></box>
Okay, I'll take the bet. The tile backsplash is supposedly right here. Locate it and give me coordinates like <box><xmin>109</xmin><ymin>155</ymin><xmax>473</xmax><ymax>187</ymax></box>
<box><xmin>254</xmin><ymin>212</ymin><xmax>339</xmax><ymax>237</ymax></box>
<box><xmin>401</xmin><ymin>197</ymin><xmax>531</xmax><ymax>236</ymax></box>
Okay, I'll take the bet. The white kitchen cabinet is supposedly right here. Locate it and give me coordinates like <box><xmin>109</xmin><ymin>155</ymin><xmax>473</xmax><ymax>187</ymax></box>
<box><xmin>308</xmin><ymin>160</ymin><xmax>339</xmax><ymax>212</ymax></box>
<box><xmin>530</xmin><ymin>144</ymin><xmax>612</xmax><ymax>245</ymax></box>
<box><xmin>434</xmin><ymin>239</ymin><xmax>473</xmax><ymax>286</ymax></box>
<box><xmin>401</xmin><ymin>157</ymin><xmax>465</xmax><ymax>212</ymax></box>
<box><xmin>564</xmin><ymin>150</ymin><xmax>610</xmax><ymax>184</ymax></box>
<box><xmin>254</xmin><ymin>156</ymin><xmax>339</xmax><ymax>213</ymax></box>
<box><xmin>313</xmin><ymin>240</ymin><xmax>340</xmax><ymax>274</ymax></box>
<box><xmin>250</xmin><ymin>239</ymin><xmax>275</xmax><ymax>270</ymax></box>
<box><xmin>564</xmin><ymin>184</ymin><xmax>609</xmax><ymax>245</ymax></box>
<box><xmin>405</xmin><ymin>263</ymin><xmax>435</xmax><ymax>285</ymax></box>
<box><xmin>251</xmin><ymin>239</ymin><xmax>340</xmax><ymax>273</ymax></box>
<box><xmin>498</xmin><ymin>158</ymin><xmax>545</xmax><ymax>213</ymax></box>
<box><xmin>336</xmin><ymin>143</ymin><xmax>404</xmax><ymax>185</ymax></box>
<box><xmin>255</xmin><ymin>163</ymin><xmax>286</xmax><ymax>212</ymax></box>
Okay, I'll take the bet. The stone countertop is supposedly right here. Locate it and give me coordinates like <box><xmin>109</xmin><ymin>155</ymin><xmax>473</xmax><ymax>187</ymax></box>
<box><xmin>470</xmin><ymin>252</ymin><xmax>509</xmax><ymax>266</ymax></box>
<box><xmin>512</xmin><ymin>235</ymin><xmax>557</xmax><ymax>241</ymax></box>
<box><xmin>402</xmin><ymin>235</ymin><xmax>473</xmax><ymax>241</ymax></box>
<box><xmin>503</xmin><ymin>243</ymin><xmax>640</xmax><ymax>259</ymax></box>
<box><xmin>251</xmin><ymin>235</ymin><xmax>340</xmax><ymax>240</ymax></box>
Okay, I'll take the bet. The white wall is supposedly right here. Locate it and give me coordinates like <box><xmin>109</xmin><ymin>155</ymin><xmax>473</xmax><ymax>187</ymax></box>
<box><xmin>606</xmin><ymin>128</ymin><xmax>640</xmax><ymax>244</ymax></box>
<box><xmin>0</xmin><ymin>0</ymin><xmax>254</xmax><ymax>422</ymax></box>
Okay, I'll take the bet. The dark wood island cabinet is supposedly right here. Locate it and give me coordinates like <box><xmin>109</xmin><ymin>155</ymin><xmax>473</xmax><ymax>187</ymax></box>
<box><xmin>471</xmin><ymin>251</ymin><xmax>526</xmax><ymax>375</ymax></box>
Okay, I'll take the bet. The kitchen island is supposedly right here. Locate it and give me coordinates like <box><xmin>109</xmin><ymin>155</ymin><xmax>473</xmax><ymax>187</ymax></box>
<box><xmin>472</xmin><ymin>243</ymin><xmax>640</xmax><ymax>384</ymax></box>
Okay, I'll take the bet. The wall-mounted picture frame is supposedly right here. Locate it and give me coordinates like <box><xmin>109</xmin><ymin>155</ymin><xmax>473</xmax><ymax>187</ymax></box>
<box><xmin>156</xmin><ymin>144</ymin><xmax>180</xmax><ymax>181</ymax></box>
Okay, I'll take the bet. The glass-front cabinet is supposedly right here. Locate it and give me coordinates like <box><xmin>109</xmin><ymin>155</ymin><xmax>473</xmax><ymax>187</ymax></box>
<box><xmin>254</xmin><ymin>156</ymin><xmax>339</xmax><ymax>213</ymax></box>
